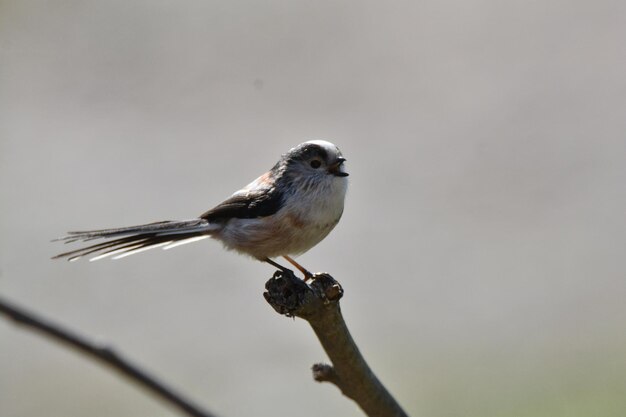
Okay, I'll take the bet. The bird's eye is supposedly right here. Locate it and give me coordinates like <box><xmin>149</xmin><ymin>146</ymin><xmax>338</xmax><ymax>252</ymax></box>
<box><xmin>310</xmin><ymin>159</ymin><xmax>322</xmax><ymax>169</ymax></box>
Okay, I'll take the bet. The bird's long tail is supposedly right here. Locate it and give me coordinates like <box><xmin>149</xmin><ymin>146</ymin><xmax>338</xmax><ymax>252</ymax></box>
<box><xmin>52</xmin><ymin>219</ymin><xmax>214</xmax><ymax>262</ymax></box>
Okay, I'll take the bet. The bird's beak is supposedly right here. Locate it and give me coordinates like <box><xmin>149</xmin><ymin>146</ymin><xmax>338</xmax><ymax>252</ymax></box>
<box><xmin>328</xmin><ymin>158</ymin><xmax>348</xmax><ymax>177</ymax></box>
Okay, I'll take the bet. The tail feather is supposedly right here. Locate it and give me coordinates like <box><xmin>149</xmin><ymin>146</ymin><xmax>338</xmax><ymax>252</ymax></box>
<box><xmin>52</xmin><ymin>219</ymin><xmax>213</xmax><ymax>261</ymax></box>
<box><xmin>53</xmin><ymin>236</ymin><xmax>150</xmax><ymax>260</ymax></box>
<box><xmin>54</xmin><ymin>219</ymin><xmax>209</xmax><ymax>242</ymax></box>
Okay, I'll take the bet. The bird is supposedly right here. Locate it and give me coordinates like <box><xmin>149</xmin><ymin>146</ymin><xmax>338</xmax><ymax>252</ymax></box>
<box><xmin>53</xmin><ymin>140</ymin><xmax>349</xmax><ymax>280</ymax></box>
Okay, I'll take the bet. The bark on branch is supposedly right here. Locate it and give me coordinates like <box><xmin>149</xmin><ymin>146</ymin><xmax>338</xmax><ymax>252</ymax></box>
<box><xmin>1</xmin><ymin>271</ymin><xmax>408</xmax><ymax>417</ymax></box>
<box><xmin>0</xmin><ymin>296</ymin><xmax>218</xmax><ymax>417</ymax></box>
<box><xmin>264</xmin><ymin>270</ymin><xmax>409</xmax><ymax>417</ymax></box>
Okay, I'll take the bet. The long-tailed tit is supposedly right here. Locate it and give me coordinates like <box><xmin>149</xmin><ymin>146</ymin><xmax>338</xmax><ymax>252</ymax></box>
<box><xmin>53</xmin><ymin>140</ymin><xmax>349</xmax><ymax>279</ymax></box>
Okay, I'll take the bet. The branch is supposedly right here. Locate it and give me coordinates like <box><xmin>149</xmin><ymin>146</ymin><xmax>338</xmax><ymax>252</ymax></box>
<box><xmin>264</xmin><ymin>271</ymin><xmax>409</xmax><ymax>417</ymax></box>
<box><xmin>0</xmin><ymin>295</ymin><xmax>218</xmax><ymax>417</ymax></box>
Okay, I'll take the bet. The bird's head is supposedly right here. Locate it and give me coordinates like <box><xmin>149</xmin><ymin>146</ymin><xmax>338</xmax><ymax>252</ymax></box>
<box><xmin>281</xmin><ymin>140</ymin><xmax>349</xmax><ymax>180</ymax></box>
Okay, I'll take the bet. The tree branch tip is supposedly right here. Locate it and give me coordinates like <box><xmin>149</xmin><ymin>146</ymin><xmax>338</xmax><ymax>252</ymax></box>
<box><xmin>263</xmin><ymin>269</ymin><xmax>344</xmax><ymax>319</ymax></box>
<box><xmin>311</xmin><ymin>363</ymin><xmax>339</xmax><ymax>383</ymax></box>
<box><xmin>309</xmin><ymin>273</ymin><xmax>343</xmax><ymax>303</ymax></box>
<box><xmin>263</xmin><ymin>269</ymin><xmax>309</xmax><ymax>317</ymax></box>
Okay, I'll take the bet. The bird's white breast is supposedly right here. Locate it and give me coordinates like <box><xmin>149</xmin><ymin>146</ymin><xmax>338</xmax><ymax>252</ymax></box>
<box><xmin>218</xmin><ymin>176</ymin><xmax>347</xmax><ymax>259</ymax></box>
<box><xmin>287</xmin><ymin>176</ymin><xmax>347</xmax><ymax>227</ymax></box>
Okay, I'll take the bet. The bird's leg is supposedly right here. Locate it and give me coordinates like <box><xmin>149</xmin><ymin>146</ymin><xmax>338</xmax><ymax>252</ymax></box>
<box><xmin>264</xmin><ymin>258</ymin><xmax>294</xmax><ymax>275</ymax></box>
<box><xmin>282</xmin><ymin>255</ymin><xmax>314</xmax><ymax>281</ymax></box>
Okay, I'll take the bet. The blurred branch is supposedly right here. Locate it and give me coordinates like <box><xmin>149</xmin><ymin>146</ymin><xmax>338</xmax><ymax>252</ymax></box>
<box><xmin>0</xmin><ymin>295</ymin><xmax>218</xmax><ymax>417</ymax></box>
<box><xmin>264</xmin><ymin>271</ymin><xmax>409</xmax><ymax>417</ymax></box>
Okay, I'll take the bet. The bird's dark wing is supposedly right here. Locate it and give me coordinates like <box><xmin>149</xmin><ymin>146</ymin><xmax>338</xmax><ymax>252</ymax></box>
<box><xmin>200</xmin><ymin>186</ymin><xmax>284</xmax><ymax>222</ymax></box>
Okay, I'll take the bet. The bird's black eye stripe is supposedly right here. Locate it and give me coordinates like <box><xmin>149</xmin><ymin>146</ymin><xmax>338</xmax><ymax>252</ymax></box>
<box><xmin>293</xmin><ymin>144</ymin><xmax>328</xmax><ymax>161</ymax></box>
<box><xmin>310</xmin><ymin>160</ymin><xmax>322</xmax><ymax>169</ymax></box>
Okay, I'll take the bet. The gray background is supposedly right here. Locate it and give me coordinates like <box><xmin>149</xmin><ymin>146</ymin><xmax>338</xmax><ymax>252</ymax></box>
<box><xmin>1</xmin><ymin>1</ymin><xmax>625</xmax><ymax>416</ymax></box>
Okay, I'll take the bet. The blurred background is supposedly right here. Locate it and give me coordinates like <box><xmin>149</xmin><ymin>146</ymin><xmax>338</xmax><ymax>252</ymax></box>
<box><xmin>1</xmin><ymin>1</ymin><xmax>625</xmax><ymax>416</ymax></box>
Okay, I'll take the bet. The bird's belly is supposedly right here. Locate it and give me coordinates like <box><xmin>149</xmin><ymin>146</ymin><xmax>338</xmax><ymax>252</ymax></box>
<box><xmin>218</xmin><ymin>211</ymin><xmax>341</xmax><ymax>260</ymax></box>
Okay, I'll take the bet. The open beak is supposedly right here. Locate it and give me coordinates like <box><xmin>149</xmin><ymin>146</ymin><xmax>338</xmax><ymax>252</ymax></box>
<box><xmin>328</xmin><ymin>157</ymin><xmax>348</xmax><ymax>177</ymax></box>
